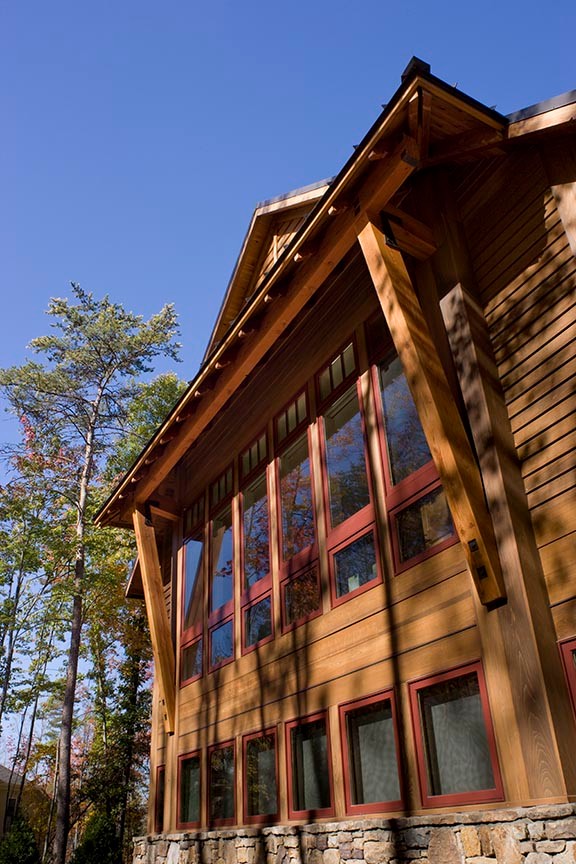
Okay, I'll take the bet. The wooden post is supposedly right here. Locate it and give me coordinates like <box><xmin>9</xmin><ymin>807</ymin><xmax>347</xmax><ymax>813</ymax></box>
<box><xmin>133</xmin><ymin>508</ymin><xmax>176</xmax><ymax>735</ymax></box>
<box><xmin>356</xmin><ymin>217</ymin><xmax>506</xmax><ymax>607</ymax></box>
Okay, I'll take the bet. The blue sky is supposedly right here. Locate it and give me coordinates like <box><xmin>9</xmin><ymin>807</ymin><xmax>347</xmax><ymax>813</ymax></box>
<box><xmin>1</xmin><ymin>0</ymin><xmax>575</xmax><ymax>442</ymax></box>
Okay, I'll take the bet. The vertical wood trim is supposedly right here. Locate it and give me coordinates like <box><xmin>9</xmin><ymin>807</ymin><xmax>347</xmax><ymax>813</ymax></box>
<box><xmin>541</xmin><ymin>141</ymin><xmax>576</xmax><ymax>259</ymax></box>
<box><xmin>356</xmin><ymin>217</ymin><xmax>506</xmax><ymax>607</ymax></box>
<box><xmin>133</xmin><ymin>509</ymin><xmax>176</xmax><ymax>734</ymax></box>
<box><xmin>441</xmin><ymin>282</ymin><xmax>576</xmax><ymax>798</ymax></box>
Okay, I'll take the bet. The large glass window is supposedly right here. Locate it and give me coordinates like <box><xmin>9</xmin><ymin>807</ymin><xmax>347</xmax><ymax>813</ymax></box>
<box><xmin>178</xmin><ymin>752</ymin><xmax>201</xmax><ymax>827</ymax></box>
<box><xmin>376</xmin><ymin>353</ymin><xmax>455</xmax><ymax>570</ymax></box>
<box><xmin>183</xmin><ymin>537</ymin><xmax>203</xmax><ymax>631</ymax></box>
<box><xmin>323</xmin><ymin>384</ymin><xmax>370</xmax><ymax>528</ymax></box>
<box><xmin>283</xmin><ymin>567</ymin><xmax>321</xmax><ymax>628</ymax></box>
<box><xmin>410</xmin><ymin>664</ymin><xmax>502</xmax><ymax>806</ymax></box>
<box><xmin>244</xmin><ymin>596</ymin><xmax>272</xmax><ymax>649</ymax></box>
<box><xmin>181</xmin><ymin>505</ymin><xmax>205</xmax><ymax>687</ymax></box>
<box><xmin>287</xmin><ymin>714</ymin><xmax>333</xmax><ymax>817</ymax></box>
<box><xmin>279</xmin><ymin>432</ymin><xmax>315</xmax><ymax>561</ymax></box>
<box><xmin>209</xmin><ymin>743</ymin><xmax>235</xmax><ymax>824</ymax></box>
<box><xmin>340</xmin><ymin>693</ymin><xmax>402</xmax><ymax>813</ymax></box>
<box><xmin>210</xmin><ymin>619</ymin><xmax>234</xmax><ymax>669</ymax></box>
<box><xmin>244</xmin><ymin>731</ymin><xmax>278</xmax><ymax>821</ymax></box>
<box><xmin>243</xmin><ymin>473</ymin><xmax>270</xmax><ymax>589</ymax></box>
<box><xmin>210</xmin><ymin>505</ymin><xmax>234</xmax><ymax>612</ymax></box>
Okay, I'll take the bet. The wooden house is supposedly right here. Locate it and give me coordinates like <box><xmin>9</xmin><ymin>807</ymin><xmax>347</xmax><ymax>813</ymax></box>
<box><xmin>97</xmin><ymin>59</ymin><xmax>576</xmax><ymax>861</ymax></box>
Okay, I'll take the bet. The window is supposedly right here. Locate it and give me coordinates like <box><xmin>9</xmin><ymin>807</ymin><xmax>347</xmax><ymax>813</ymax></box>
<box><xmin>154</xmin><ymin>765</ymin><xmax>165</xmax><ymax>833</ymax></box>
<box><xmin>375</xmin><ymin>353</ymin><xmax>455</xmax><ymax>570</ymax></box>
<box><xmin>409</xmin><ymin>663</ymin><xmax>503</xmax><ymax>807</ymax></box>
<box><xmin>210</xmin><ymin>618</ymin><xmax>234</xmax><ymax>669</ymax></box>
<box><xmin>286</xmin><ymin>712</ymin><xmax>334</xmax><ymax>818</ymax></box>
<box><xmin>243</xmin><ymin>730</ymin><xmax>278</xmax><ymax>823</ymax></box>
<box><xmin>560</xmin><ymin>637</ymin><xmax>576</xmax><ymax>717</ymax></box>
<box><xmin>318</xmin><ymin>344</ymin><xmax>380</xmax><ymax>606</ymax></box>
<box><xmin>178</xmin><ymin>752</ymin><xmax>201</xmax><ymax>828</ymax></box>
<box><xmin>340</xmin><ymin>691</ymin><xmax>403</xmax><ymax>814</ymax></box>
<box><xmin>240</xmin><ymin>448</ymin><xmax>273</xmax><ymax>652</ymax></box>
<box><xmin>208</xmin><ymin>470</ymin><xmax>235</xmax><ymax>670</ymax></box>
<box><xmin>208</xmin><ymin>742</ymin><xmax>235</xmax><ymax>825</ymax></box>
<box><xmin>282</xmin><ymin>565</ymin><xmax>321</xmax><ymax>628</ymax></box>
<box><xmin>181</xmin><ymin>518</ymin><xmax>204</xmax><ymax>685</ymax></box>
<box><xmin>278</xmin><ymin>430</ymin><xmax>316</xmax><ymax>563</ymax></box>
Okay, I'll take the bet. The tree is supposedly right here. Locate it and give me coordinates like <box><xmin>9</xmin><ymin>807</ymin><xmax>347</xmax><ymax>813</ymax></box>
<box><xmin>0</xmin><ymin>284</ymin><xmax>180</xmax><ymax>864</ymax></box>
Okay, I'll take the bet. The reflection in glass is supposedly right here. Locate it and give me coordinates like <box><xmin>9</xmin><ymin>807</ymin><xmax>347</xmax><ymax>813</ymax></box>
<box><xmin>284</xmin><ymin>569</ymin><xmax>320</xmax><ymax>626</ymax></box>
<box><xmin>184</xmin><ymin>537</ymin><xmax>203</xmax><ymax>631</ymax></box>
<box><xmin>346</xmin><ymin>699</ymin><xmax>400</xmax><ymax>804</ymax></box>
<box><xmin>181</xmin><ymin>639</ymin><xmax>202</xmax><ymax>682</ymax></box>
<box><xmin>246</xmin><ymin>734</ymin><xmax>277</xmax><ymax>817</ymax></box>
<box><xmin>279</xmin><ymin>433</ymin><xmax>315</xmax><ymax>559</ymax></box>
<box><xmin>210</xmin><ymin>620</ymin><xmax>233</xmax><ymax>667</ymax></box>
<box><xmin>245</xmin><ymin>596</ymin><xmax>272</xmax><ymax>647</ymax></box>
<box><xmin>211</xmin><ymin>506</ymin><xmax>233</xmax><ymax>611</ymax></box>
<box><xmin>418</xmin><ymin>672</ymin><xmax>495</xmax><ymax>796</ymax></box>
<box><xmin>396</xmin><ymin>488</ymin><xmax>453</xmax><ymax>562</ymax></box>
<box><xmin>334</xmin><ymin>532</ymin><xmax>377</xmax><ymax>598</ymax></box>
<box><xmin>324</xmin><ymin>385</ymin><xmax>370</xmax><ymax>528</ymax></box>
<box><xmin>291</xmin><ymin>718</ymin><xmax>331</xmax><ymax>811</ymax></box>
<box><xmin>243</xmin><ymin>474</ymin><xmax>270</xmax><ymax>588</ymax></box>
<box><xmin>209</xmin><ymin>745</ymin><xmax>235</xmax><ymax>821</ymax></box>
<box><xmin>180</xmin><ymin>754</ymin><xmax>200</xmax><ymax>825</ymax></box>
<box><xmin>380</xmin><ymin>357</ymin><xmax>431</xmax><ymax>485</ymax></box>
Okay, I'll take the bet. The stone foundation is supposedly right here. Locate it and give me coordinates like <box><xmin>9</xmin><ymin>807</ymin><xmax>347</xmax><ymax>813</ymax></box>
<box><xmin>134</xmin><ymin>805</ymin><xmax>576</xmax><ymax>864</ymax></box>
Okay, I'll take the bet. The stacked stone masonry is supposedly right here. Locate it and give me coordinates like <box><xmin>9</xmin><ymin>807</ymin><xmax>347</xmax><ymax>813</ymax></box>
<box><xmin>133</xmin><ymin>805</ymin><xmax>576</xmax><ymax>864</ymax></box>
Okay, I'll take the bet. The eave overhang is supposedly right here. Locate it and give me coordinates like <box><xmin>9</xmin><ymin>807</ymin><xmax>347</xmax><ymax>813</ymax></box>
<box><xmin>95</xmin><ymin>60</ymin><xmax>573</xmax><ymax>530</ymax></box>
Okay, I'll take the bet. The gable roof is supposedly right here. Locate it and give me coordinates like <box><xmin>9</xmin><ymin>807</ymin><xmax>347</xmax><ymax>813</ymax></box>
<box><xmin>95</xmin><ymin>58</ymin><xmax>576</xmax><ymax>530</ymax></box>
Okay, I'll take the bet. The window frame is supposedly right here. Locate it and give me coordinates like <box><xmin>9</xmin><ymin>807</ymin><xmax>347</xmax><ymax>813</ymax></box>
<box><xmin>560</xmin><ymin>637</ymin><xmax>576</xmax><ymax>718</ymax></box>
<box><xmin>339</xmin><ymin>689</ymin><xmax>404</xmax><ymax>815</ymax></box>
<box><xmin>409</xmin><ymin>661</ymin><xmax>504</xmax><ymax>808</ymax></box>
<box><xmin>280</xmin><ymin>563</ymin><xmax>322</xmax><ymax>632</ymax></box>
<box><xmin>285</xmin><ymin>710</ymin><xmax>335</xmax><ymax>820</ymax></box>
<box><xmin>181</xmin><ymin>500</ymin><xmax>205</xmax><ymax>687</ymax></box>
<box><xmin>371</xmin><ymin>352</ymin><xmax>457</xmax><ymax>572</ymax></box>
<box><xmin>177</xmin><ymin>750</ymin><xmax>202</xmax><ymax>830</ymax></box>
<box><xmin>208</xmin><ymin>480</ymin><xmax>236</xmax><ymax>671</ymax></box>
<box><xmin>242</xmin><ymin>727</ymin><xmax>279</xmax><ymax>825</ymax></box>
<box><xmin>208</xmin><ymin>740</ymin><xmax>236</xmax><ymax>827</ymax></box>
<box><xmin>240</xmin><ymin>459</ymin><xmax>274</xmax><ymax>654</ymax></box>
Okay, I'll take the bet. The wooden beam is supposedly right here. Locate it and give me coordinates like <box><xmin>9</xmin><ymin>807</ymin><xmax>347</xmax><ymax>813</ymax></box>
<box><xmin>428</xmin><ymin>125</ymin><xmax>505</xmax><ymax>164</ymax></box>
<box><xmin>133</xmin><ymin>509</ymin><xmax>175</xmax><ymax>734</ymax></box>
<box><xmin>357</xmin><ymin>217</ymin><xmax>506</xmax><ymax>607</ymax></box>
<box><xmin>508</xmin><ymin>102</ymin><xmax>576</xmax><ymax>139</ymax></box>
<box><xmin>381</xmin><ymin>205</ymin><xmax>437</xmax><ymax>259</ymax></box>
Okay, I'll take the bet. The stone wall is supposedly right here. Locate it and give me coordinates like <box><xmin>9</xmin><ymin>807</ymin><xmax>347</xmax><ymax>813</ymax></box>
<box><xmin>134</xmin><ymin>805</ymin><xmax>576</xmax><ymax>864</ymax></box>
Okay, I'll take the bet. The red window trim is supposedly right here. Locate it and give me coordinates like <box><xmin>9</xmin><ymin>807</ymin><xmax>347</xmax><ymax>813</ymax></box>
<box><xmin>208</xmin><ymin>615</ymin><xmax>235</xmax><ymax>672</ymax></box>
<box><xmin>280</xmin><ymin>563</ymin><xmax>322</xmax><ymax>633</ymax></box>
<box><xmin>409</xmin><ymin>661</ymin><xmax>504</xmax><ymax>809</ymax></box>
<box><xmin>239</xmin><ymin>468</ymin><xmax>272</xmax><ymax>608</ymax></box>
<box><xmin>181</xmin><ymin>532</ymin><xmax>204</xmax><ymax>646</ymax></box>
<box><xmin>371</xmin><ymin>361</ymin><xmax>457</xmax><ymax>573</ymax></box>
<box><xmin>328</xmin><ymin>523</ymin><xmax>383</xmax><ymax>609</ymax></box>
<box><xmin>339</xmin><ymin>689</ymin><xmax>404</xmax><ymax>815</ymax></box>
<box><xmin>180</xmin><ymin>635</ymin><xmax>203</xmax><ymax>687</ymax></box>
<box><xmin>176</xmin><ymin>750</ymin><xmax>202</xmax><ymax>830</ymax></box>
<box><xmin>560</xmin><ymin>637</ymin><xmax>576</xmax><ymax>717</ymax></box>
<box><xmin>276</xmin><ymin>424</ymin><xmax>319</xmax><ymax>582</ymax></box>
<box><xmin>241</xmin><ymin>591</ymin><xmax>275</xmax><ymax>655</ymax></box>
<box><xmin>285</xmin><ymin>711</ymin><xmax>335</xmax><ymax>820</ymax></box>
<box><xmin>208</xmin><ymin>740</ymin><xmax>236</xmax><ymax>827</ymax></box>
<box><xmin>154</xmin><ymin>764</ymin><xmax>165</xmax><ymax>834</ymax></box>
<box><xmin>242</xmin><ymin>727</ymin><xmax>279</xmax><ymax>825</ymax></box>
<box><xmin>208</xmin><ymin>502</ymin><xmax>235</xmax><ymax>626</ymax></box>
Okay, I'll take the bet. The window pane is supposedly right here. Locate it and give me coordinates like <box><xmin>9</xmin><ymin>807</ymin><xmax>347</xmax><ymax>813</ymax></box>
<box><xmin>246</xmin><ymin>734</ymin><xmax>277</xmax><ymax>817</ymax></box>
<box><xmin>211</xmin><ymin>506</ymin><xmax>233</xmax><ymax>611</ymax></box>
<box><xmin>324</xmin><ymin>385</ymin><xmax>370</xmax><ymax>528</ymax></box>
<box><xmin>180</xmin><ymin>755</ymin><xmax>200</xmax><ymax>824</ymax></box>
<box><xmin>184</xmin><ymin>538</ymin><xmax>203</xmax><ymax>630</ymax></box>
<box><xmin>346</xmin><ymin>700</ymin><xmax>400</xmax><ymax>804</ymax></box>
<box><xmin>396</xmin><ymin>487</ymin><xmax>453</xmax><ymax>563</ymax></box>
<box><xmin>155</xmin><ymin>767</ymin><xmax>165</xmax><ymax>833</ymax></box>
<box><xmin>291</xmin><ymin>718</ymin><xmax>331</xmax><ymax>811</ymax></box>
<box><xmin>334</xmin><ymin>532</ymin><xmax>377</xmax><ymax>598</ymax></box>
<box><xmin>418</xmin><ymin>672</ymin><xmax>495</xmax><ymax>796</ymax></box>
<box><xmin>245</xmin><ymin>596</ymin><xmax>272</xmax><ymax>647</ymax></box>
<box><xmin>209</xmin><ymin>745</ymin><xmax>235</xmax><ymax>821</ymax></box>
<box><xmin>285</xmin><ymin>569</ymin><xmax>321</xmax><ymax>626</ymax></box>
<box><xmin>210</xmin><ymin>620</ymin><xmax>233</xmax><ymax>667</ymax></box>
<box><xmin>182</xmin><ymin>639</ymin><xmax>202</xmax><ymax>681</ymax></box>
<box><xmin>380</xmin><ymin>357</ymin><xmax>431</xmax><ymax>485</ymax></box>
<box><xmin>243</xmin><ymin>473</ymin><xmax>270</xmax><ymax>588</ymax></box>
<box><xmin>279</xmin><ymin>433</ymin><xmax>315</xmax><ymax>559</ymax></box>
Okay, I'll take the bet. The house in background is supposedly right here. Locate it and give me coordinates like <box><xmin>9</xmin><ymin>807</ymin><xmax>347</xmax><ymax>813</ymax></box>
<box><xmin>97</xmin><ymin>59</ymin><xmax>576</xmax><ymax>864</ymax></box>
<box><xmin>0</xmin><ymin>764</ymin><xmax>20</xmax><ymax>836</ymax></box>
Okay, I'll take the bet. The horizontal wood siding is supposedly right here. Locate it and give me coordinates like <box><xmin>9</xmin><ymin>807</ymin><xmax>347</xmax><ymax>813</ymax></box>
<box><xmin>458</xmin><ymin>147</ymin><xmax>576</xmax><ymax>621</ymax></box>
